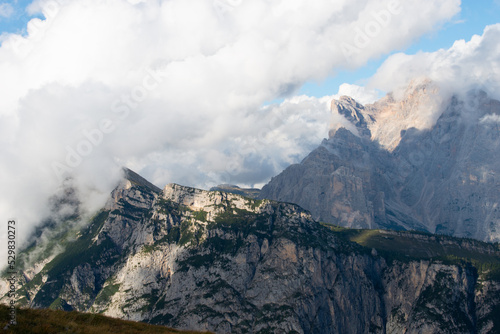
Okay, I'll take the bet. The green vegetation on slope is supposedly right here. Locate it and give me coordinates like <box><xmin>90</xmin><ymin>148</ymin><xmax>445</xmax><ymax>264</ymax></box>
<box><xmin>209</xmin><ymin>185</ymin><xmax>261</xmax><ymax>199</ymax></box>
<box><xmin>322</xmin><ymin>224</ymin><xmax>500</xmax><ymax>281</ymax></box>
<box><xmin>0</xmin><ymin>305</ymin><xmax>211</xmax><ymax>334</ymax></box>
<box><xmin>19</xmin><ymin>211</ymin><xmax>119</xmax><ymax>310</ymax></box>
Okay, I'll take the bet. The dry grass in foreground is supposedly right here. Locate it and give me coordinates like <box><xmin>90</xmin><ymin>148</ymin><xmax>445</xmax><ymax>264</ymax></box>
<box><xmin>0</xmin><ymin>304</ymin><xmax>212</xmax><ymax>334</ymax></box>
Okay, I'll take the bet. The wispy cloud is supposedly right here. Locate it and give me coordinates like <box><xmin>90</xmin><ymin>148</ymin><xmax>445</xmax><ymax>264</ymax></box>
<box><xmin>369</xmin><ymin>23</ymin><xmax>500</xmax><ymax>102</ymax></box>
<box><xmin>0</xmin><ymin>0</ymin><xmax>461</xmax><ymax>257</ymax></box>
<box><xmin>0</xmin><ymin>3</ymin><xmax>13</xmax><ymax>18</ymax></box>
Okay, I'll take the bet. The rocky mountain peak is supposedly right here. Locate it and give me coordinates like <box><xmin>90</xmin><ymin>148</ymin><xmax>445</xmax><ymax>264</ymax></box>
<box><xmin>364</xmin><ymin>79</ymin><xmax>442</xmax><ymax>150</ymax></box>
<box><xmin>330</xmin><ymin>95</ymin><xmax>372</xmax><ymax>139</ymax></box>
<box><xmin>328</xmin><ymin>79</ymin><xmax>444</xmax><ymax>151</ymax></box>
<box><xmin>262</xmin><ymin>82</ymin><xmax>500</xmax><ymax>242</ymax></box>
<box><xmin>122</xmin><ymin>167</ymin><xmax>161</xmax><ymax>193</ymax></box>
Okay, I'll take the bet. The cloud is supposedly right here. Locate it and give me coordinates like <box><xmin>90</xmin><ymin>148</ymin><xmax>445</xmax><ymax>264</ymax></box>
<box><xmin>0</xmin><ymin>3</ymin><xmax>13</xmax><ymax>18</ymax></box>
<box><xmin>369</xmin><ymin>24</ymin><xmax>500</xmax><ymax>102</ymax></box>
<box><xmin>480</xmin><ymin>113</ymin><xmax>500</xmax><ymax>124</ymax></box>
<box><xmin>336</xmin><ymin>83</ymin><xmax>382</xmax><ymax>105</ymax></box>
<box><xmin>0</xmin><ymin>0</ymin><xmax>460</xmax><ymax>259</ymax></box>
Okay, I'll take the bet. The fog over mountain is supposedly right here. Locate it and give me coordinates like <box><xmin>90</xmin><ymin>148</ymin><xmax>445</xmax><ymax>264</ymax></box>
<box><xmin>1</xmin><ymin>3</ymin><xmax>500</xmax><ymax>256</ymax></box>
<box><xmin>0</xmin><ymin>0</ymin><xmax>467</xmax><ymax>258</ymax></box>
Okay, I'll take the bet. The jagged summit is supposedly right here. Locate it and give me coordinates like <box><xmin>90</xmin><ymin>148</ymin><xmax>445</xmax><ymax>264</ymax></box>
<box><xmin>330</xmin><ymin>79</ymin><xmax>442</xmax><ymax>150</ymax></box>
<box><xmin>330</xmin><ymin>96</ymin><xmax>372</xmax><ymax>139</ymax></box>
<box><xmin>122</xmin><ymin>167</ymin><xmax>161</xmax><ymax>193</ymax></box>
<box><xmin>261</xmin><ymin>83</ymin><xmax>500</xmax><ymax>242</ymax></box>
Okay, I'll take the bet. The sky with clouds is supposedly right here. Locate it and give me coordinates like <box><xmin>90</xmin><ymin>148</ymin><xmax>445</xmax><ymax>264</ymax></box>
<box><xmin>0</xmin><ymin>0</ymin><xmax>499</xmax><ymax>251</ymax></box>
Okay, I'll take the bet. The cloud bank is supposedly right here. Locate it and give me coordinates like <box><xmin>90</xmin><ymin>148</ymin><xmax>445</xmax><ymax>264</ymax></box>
<box><xmin>0</xmin><ymin>0</ymin><xmax>460</xmax><ymax>254</ymax></box>
<box><xmin>369</xmin><ymin>23</ymin><xmax>500</xmax><ymax>102</ymax></box>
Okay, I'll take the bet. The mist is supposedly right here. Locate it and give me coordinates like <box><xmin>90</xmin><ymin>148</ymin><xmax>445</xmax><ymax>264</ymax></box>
<box><xmin>0</xmin><ymin>0</ymin><xmax>461</xmax><ymax>260</ymax></box>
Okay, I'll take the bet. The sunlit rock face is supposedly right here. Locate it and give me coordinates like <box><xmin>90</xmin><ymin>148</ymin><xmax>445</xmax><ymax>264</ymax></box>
<box><xmin>3</xmin><ymin>172</ymin><xmax>500</xmax><ymax>334</ymax></box>
<box><xmin>261</xmin><ymin>82</ymin><xmax>500</xmax><ymax>242</ymax></box>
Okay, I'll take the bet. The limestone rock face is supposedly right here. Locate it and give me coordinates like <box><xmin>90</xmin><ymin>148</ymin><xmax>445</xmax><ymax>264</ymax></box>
<box><xmin>261</xmin><ymin>84</ymin><xmax>500</xmax><ymax>242</ymax></box>
<box><xmin>3</xmin><ymin>171</ymin><xmax>500</xmax><ymax>334</ymax></box>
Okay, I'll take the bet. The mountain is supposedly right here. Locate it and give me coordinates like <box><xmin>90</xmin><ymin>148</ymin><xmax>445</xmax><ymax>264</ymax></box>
<box><xmin>260</xmin><ymin>82</ymin><xmax>500</xmax><ymax>242</ymax></box>
<box><xmin>2</xmin><ymin>170</ymin><xmax>500</xmax><ymax>333</ymax></box>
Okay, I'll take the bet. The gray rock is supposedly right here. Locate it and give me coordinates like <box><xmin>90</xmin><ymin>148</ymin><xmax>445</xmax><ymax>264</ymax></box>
<box><xmin>261</xmin><ymin>84</ymin><xmax>500</xmax><ymax>242</ymax></box>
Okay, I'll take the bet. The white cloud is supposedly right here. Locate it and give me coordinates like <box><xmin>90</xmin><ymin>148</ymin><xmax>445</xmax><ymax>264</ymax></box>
<box><xmin>336</xmin><ymin>83</ymin><xmax>382</xmax><ymax>105</ymax></box>
<box><xmin>369</xmin><ymin>24</ymin><xmax>500</xmax><ymax>102</ymax></box>
<box><xmin>480</xmin><ymin>113</ymin><xmax>500</xmax><ymax>124</ymax></box>
<box><xmin>0</xmin><ymin>3</ymin><xmax>13</xmax><ymax>18</ymax></box>
<box><xmin>132</xmin><ymin>94</ymin><xmax>333</xmax><ymax>190</ymax></box>
<box><xmin>0</xmin><ymin>0</ymin><xmax>460</xmax><ymax>259</ymax></box>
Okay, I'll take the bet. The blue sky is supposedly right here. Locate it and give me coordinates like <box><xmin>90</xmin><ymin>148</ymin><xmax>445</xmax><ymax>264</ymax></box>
<box><xmin>300</xmin><ymin>0</ymin><xmax>500</xmax><ymax>97</ymax></box>
<box><xmin>0</xmin><ymin>1</ymin><xmax>38</xmax><ymax>33</ymax></box>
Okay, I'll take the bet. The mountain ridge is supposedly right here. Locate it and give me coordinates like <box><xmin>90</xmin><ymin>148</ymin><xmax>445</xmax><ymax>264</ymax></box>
<box><xmin>2</xmin><ymin>170</ymin><xmax>500</xmax><ymax>333</ymax></box>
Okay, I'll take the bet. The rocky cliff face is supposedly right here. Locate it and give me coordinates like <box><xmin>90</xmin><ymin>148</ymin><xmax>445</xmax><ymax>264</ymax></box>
<box><xmin>2</xmin><ymin>171</ymin><xmax>500</xmax><ymax>333</ymax></box>
<box><xmin>261</xmin><ymin>83</ymin><xmax>500</xmax><ymax>242</ymax></box>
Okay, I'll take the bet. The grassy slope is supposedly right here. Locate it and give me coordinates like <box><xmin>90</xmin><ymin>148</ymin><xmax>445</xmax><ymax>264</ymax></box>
<box><xmin>0</xmin><ymin>305</ymin><xmax>211</xmax><ymax>334</ymax></box>
<box><xmin>209</xmin><ymin>185</ymin><xmax>261</xmax><ymax>199</ymax></box>
<box><xmin>323</xmin><ymin>224</ymin><xmax>500</xmax><ymax>280</ymax></box>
